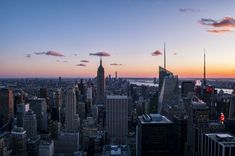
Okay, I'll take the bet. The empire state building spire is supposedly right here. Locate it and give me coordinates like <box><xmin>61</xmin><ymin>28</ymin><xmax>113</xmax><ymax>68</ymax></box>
<box><xmin>100</xmin><ymin>56</ymin><xmax>102</xmax><ymax>66</ymax></box>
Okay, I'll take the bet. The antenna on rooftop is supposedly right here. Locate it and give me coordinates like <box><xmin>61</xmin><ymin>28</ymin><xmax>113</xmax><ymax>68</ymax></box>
<box><xmin>164</xmin><ymin>42</ymin><xmax>166</xmax><ymax>69</ymax></box>
<box><xmin>203</xmin><ymin>48</ymin><xmax>206</xmax><ymax>86</ymax></box>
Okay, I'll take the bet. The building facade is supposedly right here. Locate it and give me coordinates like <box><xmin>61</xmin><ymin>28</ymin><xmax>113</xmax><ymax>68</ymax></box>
<box><xmin>137</xmin><ymin>113</ymin><xmax>175</xmax><ymax>156</ymax></box>
<box><xmin>106</xmin><ymin>95</ymin><xmax>128</xmax><ymax>144</ymax></box>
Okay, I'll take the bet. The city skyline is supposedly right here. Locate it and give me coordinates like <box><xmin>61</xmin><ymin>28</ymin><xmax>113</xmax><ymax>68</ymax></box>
<box><xmin>1</xmin><ymin>0</ymin><xmax>235</xmax><ymax>78</ymax></box>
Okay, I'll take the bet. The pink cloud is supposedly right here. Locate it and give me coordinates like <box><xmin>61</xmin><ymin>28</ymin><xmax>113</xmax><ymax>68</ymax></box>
<box><xmin>152</xmin><ymin>50</ymin><xmax>162</xmax><ymax>56</ymax></box>
<box><xmin>80</xmin><ymin>60</ymin><xmax>89</xmax><ymax>63</ymax></box>
<box><xmin>34</xmin><ymin>51</ymin><xmax>65</xmax><ymax>57</ymax></box>
<box><xmin>199</xmin><ymin>16</ymin><xmax>235</xmax><ymax>28</ymax></box>
<box><xmin>46</xmin><ymin>51</ymin><xmax>65</xmax><ymax>57</ymax></box>
<box><xmin>76</xmin><ymin>64</ymin><xmax>86</xmax><ymax>67</ymax></box>
<box><xmin>207</xmin><ymin>29</ymin><xmax>232</xmax><ymax>33</ymax></box>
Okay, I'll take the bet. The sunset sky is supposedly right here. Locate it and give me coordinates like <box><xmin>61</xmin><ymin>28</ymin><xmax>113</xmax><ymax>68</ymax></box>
<box><xmin>1</xmin><ymin>0</ymin><xmax>235</xmax><ymax>78</ymax></box>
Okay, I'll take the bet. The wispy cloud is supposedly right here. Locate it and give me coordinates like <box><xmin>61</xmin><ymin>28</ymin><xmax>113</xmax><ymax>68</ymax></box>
<box><xmin>34</xmin><ymin>51</ymin><xmax>65</xmax><ymax>57</ymax></box>
<box><xmin>152</xmin><ymin>50</ymin><xmax>162</xmax><ymax>56</ymax></box>
<box><xmin>207</xmin><ymin>29</ymin><xmax>232</xmax><ymax>33</ymax></box>
<box><xmin>199</xmin><ymin>16</ymin><xmax>235</xmax><ymax>33</ymax></box>
<box><xmin>199</xmin><ymin>16</ymin><xmax>235</xmax><ymax>28</ymax></box>
<box><xmin>25</xmin><ymin>54</ymin><xmax>31</xmax><ymax>58</ymax></box>
<box><xmin>110</xmin><ymin>63</ymin><xmax>122</xmax><ymax>66</ymax></box>
<box><xmin>63</xmin><ymin>60</ymin><xmax>68</xmax><ymax>63</ymax></box>
<box><xmin>76</xmin><ymin>64</ymin><xmax>86</xmax><ymax>67</ymax></box>
<box><xmin>80</xmin><ymin>60</ymin><xmax>89</xmax><ymax>63</ymax></box>
<box><xmin>179</xmin><ymin>8</ymin><xmax>200</xmax><ymax>13</ymax></box>
<box><xmin>56</xmin><ymin>60</ymin><xmax>60</xmax><ymax>62</ymax></box>
<box><xmin>89</xmin><ymin>52</ymin><xmax>111</xmax><ymax>57</ymax></box>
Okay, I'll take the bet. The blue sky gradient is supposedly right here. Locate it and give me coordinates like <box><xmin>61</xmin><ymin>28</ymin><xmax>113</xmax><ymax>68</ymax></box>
<box><xmin>1</xmin><ymin>0</ymin><xmax>235</xmax><ymax>78</ymax></box>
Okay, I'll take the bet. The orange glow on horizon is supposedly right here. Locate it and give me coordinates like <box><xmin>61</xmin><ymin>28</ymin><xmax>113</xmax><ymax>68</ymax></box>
<box><xmin>1</xmin><ymin>63</ymin><xmax>235</xmax><ymax>78</ymax></box>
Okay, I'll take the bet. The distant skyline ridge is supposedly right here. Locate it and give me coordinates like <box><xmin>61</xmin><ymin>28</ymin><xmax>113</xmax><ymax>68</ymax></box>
<box><xmin>1</xmin><ymin>0</ymin><xmax>235</xmax><ymax>78</ymax></box>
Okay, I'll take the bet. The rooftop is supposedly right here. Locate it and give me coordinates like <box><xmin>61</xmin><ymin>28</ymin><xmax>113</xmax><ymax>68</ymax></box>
<box><xmin>205</xmin><ymin>133</ymin><xmax>235</xmax><ymax>146</ymax></box>
<box><xmin>103</xmin><ymin>145</ymin><xmax>130</xmax><ymax>156</ymax></box>
<box><xmin>106</xmin><ymin>95</ymin><xmax>128</xmax><ymax>99</ymax></box>
<box><xmin>138</xmin><ymin>113</ymin><xmax>172</xmax><ymax>124</ymax></box>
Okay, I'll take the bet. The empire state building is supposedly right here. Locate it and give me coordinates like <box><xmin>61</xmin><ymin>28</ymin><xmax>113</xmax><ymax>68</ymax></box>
<box><xmin>96</xmin><ymin>57</ymin><xmax>105</xmax><ymax>104</ymax></box>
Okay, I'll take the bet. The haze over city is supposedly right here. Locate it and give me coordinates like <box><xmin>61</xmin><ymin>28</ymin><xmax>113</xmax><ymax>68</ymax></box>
<box><xmin>1</xmin><ymin>0</ymin><xmax>235</xmax><ymax>78</ymax></box>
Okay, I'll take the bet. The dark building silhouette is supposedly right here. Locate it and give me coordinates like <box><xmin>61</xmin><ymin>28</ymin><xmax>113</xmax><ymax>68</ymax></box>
<box><xmin>181</xmin><ymin>81</ymin><xmax>195</xmax><ymax>97</ymax></box>
<box><xmin>11</xmin><ymin>126</ymin><xmax>27</xmax><ymax>155</ymax></box>
<box><xmin>51</xmin><ymin>89</ymin><xmax>62</xmax><ymax>122</ymax></box>
<box><xmin>173</xmin><ymin>115</ymin><xmax>188</xmax><ymax>156</ymax></box>
<box><xmin>0</xmin><ymin>88</ymin><xmax>14</xmax><ymax>128</ymax></box>
<box><xmin>96</xmin><ymin>58</ymin><xmax>105</xmax><ymax>105</ymax></box>
<box><xmin>137</xmin><ymin>114</ymin><xmax>175</xmax><ymax>156</ymax></box>
<box><xmin>186</xmin><ymin>98</ymin><xmax>209</xmax><ymax>156</ymax></box>
<box><xmin>225</xmin><ymin>119</ymin><xmax>235</xmax><ymax>136</ymax></box>
<box><xmin>39</xmin><ymin>88</ymin><xmax>48</xmax><ymax>99</ymax></box>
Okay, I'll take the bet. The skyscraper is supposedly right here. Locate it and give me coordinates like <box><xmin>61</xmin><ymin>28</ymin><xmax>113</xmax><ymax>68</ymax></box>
<box><xmin>201</xmin><ymin>133</ymin><xmax>235</xmax><ymax>156</ymax></box>
<box><xmin>54</xmin><ymin>132</ymin><xmax>80</xmax><ymax>155</ymax></box>
<box><xmin>11</xmin><ymin>126</ymin><xmax>27</xmax><ymax>155</ymax></box>
<box><xmin>28</xmin><ymin>97</ymin><xmax>47</xmax><ymax>131</ymax></box>
<box><xmin>186</xmin><ymin>98</ymin><xmax>209</xmax><ymax>156</ymax></box>
<box><xmin>0</xmin><ymin>88</ymin><xmax>14</xmax><ymax>128</ymax></box>
<box><xmin>65</xmin><ymin>88</ymin><xmax>80</xmax><ymax>132</ymax></box>
<box><xmin>181</xmin><ymin>81</ymin><xmax>195</xmax><ymax>97</ymax></box>
<box><xmin>106</xmin><ymin>95</ymin><xmax>128</xmax><ymax>144</ymax></box>
<box><xmin>96</xmin><ymin>58</ymin><xmax>105</xmax><ymax>105</ymax></box>
<box><xmin>39</xmin><ymin>140</ymin><xmax>54</xmax><ymax>156</ymax></box>
<box><xmin>16</xmin><ymin>103</ymin><xmax>29</xmax><ymax>127</ymax></box>
<box><xmin>173</xmin><ymin>115</ymin><xmax>188</xmax><ymax>156</ymax></box>
<box><xmin>158</xmin><ymin>72</ymin><xmax>179</xmax><ymax>116</ymax></box>
<box><xmin>50</xmin><ymin>89</ymin><xmax>62</xmax><ymax>122</ymax></box>
<box><xmin>158</xmin><ymin>66</ymin><xmax>174</xmax><ymax>93</ymax></box>
<box><xmin>136</xmin><ymin>113</ymin><xmax>175</xmax><ymax>156</ymax></box>
<box><xmin>23</xmin><ymin>109</ymin><xmax>37</xmax><ymax>139</ymax></box>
